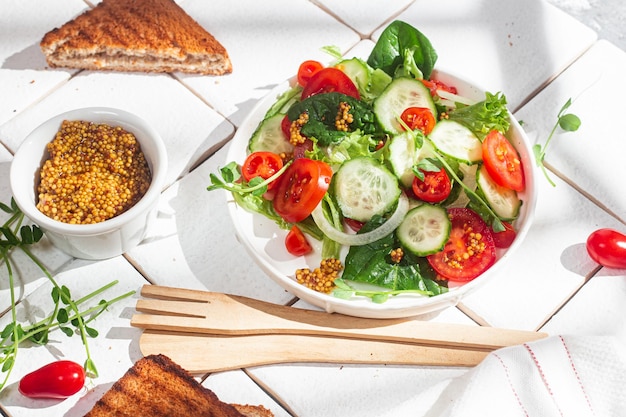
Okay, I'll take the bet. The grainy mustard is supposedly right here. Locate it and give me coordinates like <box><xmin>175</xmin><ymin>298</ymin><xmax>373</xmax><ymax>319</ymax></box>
<box><xmin>36</xmin><ymin>120</ymin><xmax>152</xmax><ymax>225</ymax></box>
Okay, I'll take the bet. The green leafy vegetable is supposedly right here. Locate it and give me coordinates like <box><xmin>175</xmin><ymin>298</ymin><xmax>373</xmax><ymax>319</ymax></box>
<box><xmin>287</xmin><ymin>92</ymin><xmax>378</xmax><ymax>147</ymax></box>
<box><xmin>533</xmin><ymin>98</ymin><xmax>581</xmax><ymax>186</ymax></box>
<box><xmin>447</xmin><ymin>92</ymin><xmax>510</xmax><ymax>140</ymax></box>
<box><xmin>367</xmin><ymin>20</ymin><xmax>438</xmax><ymax>80</ymax></box>
<box><xmin>0</xmin><ymin>198</ymin><xmax>134</xmax><ymax>392</ymax></box>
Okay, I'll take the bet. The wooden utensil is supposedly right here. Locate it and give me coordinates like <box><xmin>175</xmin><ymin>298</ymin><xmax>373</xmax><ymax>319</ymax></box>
<box><xmin>139</xmin><ymin>330</ymin><xmax>491</xmax><ymax>372</ymax></box>
<box><xmin>131</xmin><ymin>285</ymin><xmax>548</xmax><ymax>351</ymax></box>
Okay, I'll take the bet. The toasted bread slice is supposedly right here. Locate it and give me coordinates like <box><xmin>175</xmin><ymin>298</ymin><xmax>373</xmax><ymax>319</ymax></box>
<box><xmin>40</xmin><ymin>0</ymin><xmax>232</xmax><ymax>75</ymax></box>
<box><xmin>84</xmin><ymin>354</ymin><xmax>273</xmax><ymax>417</ymax></box>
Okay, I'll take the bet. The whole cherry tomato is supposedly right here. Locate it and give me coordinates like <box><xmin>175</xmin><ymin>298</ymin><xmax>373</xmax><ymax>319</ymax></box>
<box><xmin>586</xmin><ymin>228</ymin><xmax>626</xmax><ymax>269</ymax></box>
<box><xmin>285</xmin><ymin>225</ymin><xmax>313</xmax><ymax>256</ymax></box>
<box><xmin>19</xmin><ymin>360</ymin><xmax>85</xmax><ymax>399</ymax></box>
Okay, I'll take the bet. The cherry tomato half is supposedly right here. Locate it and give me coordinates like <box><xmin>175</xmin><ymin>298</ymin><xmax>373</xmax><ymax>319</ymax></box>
<box><xmin>400</xmin><ymin>107</ymin><xmax>436</xmax><ymax>135</ymax></box>
<box><xmin>586</xmin><ymin>228</ymin><xmax>626</xmax><ymax>269</ymax></box>
<box><xmin>273</xmin><ymin>158</ymin><xmax>333</xmax><ymax>223</ymax></box>
<box><xmin>482</xmin><ymin>130</ymin><xmax>525</xmax><ymax>192</ymax></box>
<box><xmin>241</xmin><ymin>151</ymin><xmax>284</xmax><ymax>190</ymax></box>
<box><xmin>285</xmin><ymin>225</ymin><xmax>313</xmax><ymax>256</ymax></box>
<box><xmin>427</xmin><ymin>208</ymin><xmax>496</xmax><ymax>282</ymax></box>
<box><xmin>492</xmin><ymin>221</ymin><xmax>517</xmax><ymax>249</ymax></box>
<box><xmin>19</xmin><ymin>360</ymin><xmax>85</xmax><ymax>399</ymax></box>
<box><xmin>297</xmin><ymin>60</ymin><xmax>324</xmax><ymax>87</ymax></box>
<box><xmin>301</xmin><ymin>67</ymin><xmax>360</xmax><ymax>100</ymax></box>
<box><xmin>412</xmin><ymin>168</ymin><xmax>451</xmax><ymax>203</ymax></box>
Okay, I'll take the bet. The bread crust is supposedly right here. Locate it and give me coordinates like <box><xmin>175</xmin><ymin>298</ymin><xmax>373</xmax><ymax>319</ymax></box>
<box><xmin>40</xmin><ymin>0</ymin><xmax>232</xmax><ymax>75</ymax></box>
<box><xmin>84</xmin><ymin>354</ymin><xmax>272</xmax><ymax>417</ymax></box>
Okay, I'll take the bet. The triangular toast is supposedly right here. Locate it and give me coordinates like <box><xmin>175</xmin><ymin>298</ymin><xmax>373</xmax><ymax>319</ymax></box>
<box><xmin>40</xmin><ymin>0</ymin><xmax>232</xmax><ymax>75</ymax></box>
<box><xmin>84</xmin><ymin>354</ymin><xmax>273</xmax><ymax>417</ymax></box>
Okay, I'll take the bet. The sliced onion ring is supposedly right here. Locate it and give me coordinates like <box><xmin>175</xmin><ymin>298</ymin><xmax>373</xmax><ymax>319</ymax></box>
<box><xmin>311</xmin><ymin>192</ymin><xmax>409</xmax><ymax>246</ymax></box>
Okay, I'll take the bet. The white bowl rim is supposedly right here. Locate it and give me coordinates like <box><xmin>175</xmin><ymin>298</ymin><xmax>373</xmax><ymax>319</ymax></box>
<box><xmin>10</xmin><ymin>107</ymin><xmax>167</xmax><ymax>236</ymax></box>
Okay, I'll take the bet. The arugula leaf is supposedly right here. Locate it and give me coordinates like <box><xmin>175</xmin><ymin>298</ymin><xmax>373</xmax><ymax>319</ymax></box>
<box><xmin>447</xmin><ymin>92</ymin><xmax>510</xmax><ymax>140</ymax></box>
<box><xmin>287</xmin><ymin>92</ymin><xmax>378</xmax><ymax>147</ymax></box>
<box><xmin>367</xmin><ymin>20</ymin><xmax>438</xmax><ymax>80</ymax></box>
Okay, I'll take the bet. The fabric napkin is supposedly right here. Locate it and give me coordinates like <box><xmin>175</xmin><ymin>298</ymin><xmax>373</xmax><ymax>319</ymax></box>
<box><xmin>406</xmin><ymin>335</ymin><xmax>626</xmax><ymax>417</ymax></box>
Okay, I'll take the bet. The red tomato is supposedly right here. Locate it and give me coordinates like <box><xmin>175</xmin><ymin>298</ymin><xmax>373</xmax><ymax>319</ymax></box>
<box><xmin>273</xmin><ymin>158</ymin><xmax>333</xmax><ymax>223</ymax></box>
<box><xmin>285</xmin><ymin>225</ymin><xmax>313</xmax><ymax>256</ymax></box>
<box><xmin>427</xmin><ymin>208</ymin><xmax>496</xmax><ymax>282</ymax></box>
<box><xmin>586</xmin><ymin>228</ymin><xmax>626</xmax><ymax>269</ymax></box>
<box><xmin>293</xmin><ymin>138</ymin><xmax>314</xmax><ymax>159</ymax></box>
<box><xmin>412</xmin><ymin>168</ymin><xmax>451</xmax><ymax>203</ymax></box>
<box><xmin>281</xmin><ymin>114</ymin><xmax>291</xmax><ymax>140</ymax></box>
<box><xmin>492</xmin><ymin>221</ymin><xmax>516</xmax><ymax>248</ymax></box>
<box><xmin>482</xmin><ymin>130</ymin><xmax>525</xmax><ymax>192</ymax></box>
<box><xmin>241</xmin><ymin>152</ymin><xmax>284</xmax><ymax>190</ymax></box>
<box><xmin>400</xmin><ymin>107</ymin><xmax>436</xmax><ymax>135</ymax></box>
<box><xmin>297</xmin><ymin>60</ymin><xmax>324</xmax><ymax>87</ymax></box>
<box><xmin>301</xmin><ymin>67</ymin><xmax>360</xmax><ymax>100</ymax></box>
<box><xmin>19</xmin><ymin>360</ymin><xmax>85</xmax><ymax>399</ymax></box>
<box><xmin>344</xmin><ymin>218</ymin><xmax>365</xmax><ymax>232</ymax></box>
<box><xmin>421</xmin><ymin>79</ymin><xmax>458</xmax><ymax>97</ymax></box>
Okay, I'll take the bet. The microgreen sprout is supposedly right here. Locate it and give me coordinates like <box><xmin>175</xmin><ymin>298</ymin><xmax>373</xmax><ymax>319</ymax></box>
<box><xmin>207</xmin><ymin>160</ymin><xmax>292</xmax><ymax>196</ymax></box>
<box><xmin>0</xmin><ymin>198</ymin><xmax>135</xmax><ymax>392</ymax></box>
<box><xmin>533</xmin><ymin>98</ymin><xmax>581</xmax><ymax>186</ymax></box>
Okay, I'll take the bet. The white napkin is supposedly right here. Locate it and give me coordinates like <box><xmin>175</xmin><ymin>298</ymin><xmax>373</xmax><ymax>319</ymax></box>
<box><xmin>409</xmin><ymin>335</ymin><xmax>626</xmax><ymax>417</ymax></box>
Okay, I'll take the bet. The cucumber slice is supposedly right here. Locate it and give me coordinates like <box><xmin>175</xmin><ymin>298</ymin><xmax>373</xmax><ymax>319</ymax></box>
<box><xmin>336</xmin><ymin>58</ymin><xmax>370</xmax><ymax>94</ymax></box>
<box><xmin>374</xmin><ymin>77</ymin><xmax>437</xmax><ymax>134</ymax></box>
<box><xmin>428</xmin><ymin>120</ymin><xmax>483</xmax><ymax>164</ymax></box>
<box><xmin>476</xmin><ymin>165</ymin><xmax>521</xmax><ymax>220</ymax></box>
<box><xmin>387</xmin><ymin>131</ymin><xmax>418</xmax><ymax>188</ymax></box>
<box><xmin>334</xmin><ymin>157</ymin><xmax>401</xmax><ymax>222</ymax></box>
<box><xmin>248</xmin><ymin>113</ymin><xmax>294</xmax><ymax>155</ymax></box>
<box><xmin>397</xmin><ymin>204</ymin><xmax>451</xmax><ymax>256</ymax></box>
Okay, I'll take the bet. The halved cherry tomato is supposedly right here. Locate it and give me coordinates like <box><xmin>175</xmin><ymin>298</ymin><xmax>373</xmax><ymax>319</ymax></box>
<box><xmin>19</xmin><ymin>360</ymin><xmax>85</xmax><ymax>399</ymax></box>
<box><xmin>273</xmin><ymin>158</ymin><xmax>333</xmax><ymax>223</ymax></box>
<box><xmin>427</xmin><ymin>208</ymin><xmax>496</xmax><ymax>282</ymax></box>
<box><xmin>241</xmin><ymin>151</ymin><xmax>284</xmax><ymax>190</ymax></box>
<box><xmin>586</xmin><ymin>228</ymin><xmax>626</xmax><ymax>269</ymax></box>
<box><xmin>400</xmin><ymin>107</ymin><xmax>436</xmax><ymax>135</ymax></box>
<box><xmin>412</xmin><ymin>168</ymin><xmax>451</xmax><ymax>203</ymax></box>
<box><xmin>482</xmin><ymin>130</ymin><xmax>525</xmax><ymax>192</ymax></box>
<box><xmin>285</xmin><ymin>225</ymin><xmax>313</xmax><ymax>256</ymax></box>
<box><xmin>297</xmin><ymin>60</ymin><xmax>324</xmax><ymax>87</ymax></box>
<box><xmin>421</xmin><ymin>79</ymin><xmax>458</xmax><ymax>97</ymax></box>
<box><xmin>301</xmin><ymin>67</ymin><xmax>360</xmax><ymax>100</ymax></box>
<box><xmin>492</xmin><ymin>221</ymin><xmax>516</xmax><ymax>248</ymax></box>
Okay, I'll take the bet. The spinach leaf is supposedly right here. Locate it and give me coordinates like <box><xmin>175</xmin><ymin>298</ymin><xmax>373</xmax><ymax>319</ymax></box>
<box><xmin>342</xmin><ymin>216</ymin><xmax>447</xmax><ymax>294</ymax></box>
<box><xmin>367</xmin><ymin>20</ymin><xmax>438</xmax><ymax>80</ymax></box>
<box><xmin>287</xmin><ymin>92</ymin><xmax>378</xmax><ymax>147</ymax></box>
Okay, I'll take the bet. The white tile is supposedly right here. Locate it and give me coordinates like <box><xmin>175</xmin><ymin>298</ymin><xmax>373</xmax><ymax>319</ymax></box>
<box><xmin>0</xmin><ymin>71</ymin><xmax>233</xmax><ymax>187</ymax></box>
<box><xmin>126</xmin><ymin>144</ymin><xmax>295</xmax><ymax>305</ymax></box>
<box><xmin>388</xmin><ymin>0</ymin><xmax>597</xmax><ymax>110</ymax></box>
<box><xmin>177</xmin><ymin>0</ymin><xmax>360</xmax><ymax>127</ymax></box>
<box><xmin>313</xmin><ymin>0</ymin><xmax>415</xmax><ymax>37</ymax></box>
<box><xmin>0</xmin><ymin>256</ymin><xmax>146</xmax><ymax>417</ymax></box>
<box><xmin>515</xmin><ymin>40</ymin><xmax>626</xmax><ymax>224</ymax></box>
<box><xmin>459</xmin><ymin>172</ymin><xmax>625</xmax><ymax>330</ymax></box>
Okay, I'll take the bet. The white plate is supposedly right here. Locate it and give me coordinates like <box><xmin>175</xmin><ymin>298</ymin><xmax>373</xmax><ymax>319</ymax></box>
<box><xmin>226</xmin><ymin>70</ymin><xmax>537</xmax><ymax>318</ymax></box>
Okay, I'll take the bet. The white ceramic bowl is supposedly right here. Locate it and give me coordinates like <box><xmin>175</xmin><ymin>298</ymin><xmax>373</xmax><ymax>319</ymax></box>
<box><xmin>10</xmin><ymin>107</ymin><xmax>167</xmax><ymax>260</ymax></box>
<box><xmin>226</xmin><ymin>70</ymin><xmax>537</xmax><ymax>318</ymax></box>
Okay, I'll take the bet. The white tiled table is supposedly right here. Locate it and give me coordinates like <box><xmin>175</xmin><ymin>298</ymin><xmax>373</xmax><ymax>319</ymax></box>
<box><xmin>1</xmin><ymin>1</ymin><xmax>625</xmax><ymax>416</ymax></box>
